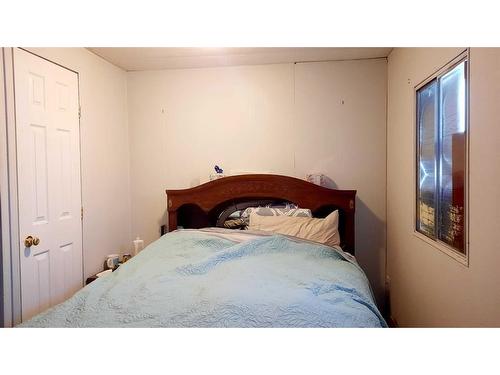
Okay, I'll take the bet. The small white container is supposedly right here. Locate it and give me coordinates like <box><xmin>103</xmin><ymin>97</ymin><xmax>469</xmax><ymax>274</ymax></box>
<box><xmin>133</xmin><ymin>237</ymin><xmax>144</xmax><ymax>256</ymax></box>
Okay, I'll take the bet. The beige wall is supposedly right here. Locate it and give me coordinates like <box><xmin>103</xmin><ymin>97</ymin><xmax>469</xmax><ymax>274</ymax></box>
<box><xmin>6</xmin><ymin>47</ymin><xmax>499</xmax><ymax>326</ymax></box>
<box><xmin>127</xmin><ymin>59</ymin><xmax>388</xmax><ymax>306</ymax></box>
<box><xmin>387</xmin><ymin>48</ymin><xmax>500</xmax><ymax>326</ymax></box>
<box><xmin>26</xmin><ymin>48</ymin><xmax>132</xmax><ymax>279</ymax></box>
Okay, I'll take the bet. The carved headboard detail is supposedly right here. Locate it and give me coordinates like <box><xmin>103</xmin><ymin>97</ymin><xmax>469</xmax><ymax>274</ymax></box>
<box><xmin>166</xmin><ymin>174</ymin><xmax>356</xmax><ymax>254</ymax></box>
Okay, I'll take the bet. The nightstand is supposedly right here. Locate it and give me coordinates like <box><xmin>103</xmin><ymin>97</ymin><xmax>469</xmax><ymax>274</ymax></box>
<box><xmin>85</xmin><ymin>275</ymin><xmax>99</xmax><ymax>285</ymax></box>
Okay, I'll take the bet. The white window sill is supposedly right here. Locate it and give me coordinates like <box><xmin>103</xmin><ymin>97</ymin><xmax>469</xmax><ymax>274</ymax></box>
<box><xmin>413</xmin><ymin>230</ymin><xmax>469</xmax><ymax>267</ymax></box>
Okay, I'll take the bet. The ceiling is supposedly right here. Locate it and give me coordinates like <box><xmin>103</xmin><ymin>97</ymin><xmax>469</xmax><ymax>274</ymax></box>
<box><xmin>87</xmin><ymin>47</ymin><xmax>392</xmax><ymax>71</ymax></box>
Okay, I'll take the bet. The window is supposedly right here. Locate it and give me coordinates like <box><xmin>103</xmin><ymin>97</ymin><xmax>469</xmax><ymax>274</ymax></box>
<box><xmin>416</xmin><ymin>54</ymin><xmax>468</xmax><ymax>256</ymax></box>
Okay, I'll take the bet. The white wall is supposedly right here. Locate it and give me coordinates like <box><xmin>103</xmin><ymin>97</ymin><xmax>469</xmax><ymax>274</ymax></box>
<box><xmin>127</xmin><ymin>63</ymin><xmax>295</xmax><ymax>244</ymax></box>
<box><xmin>127</xmin><ymin>59</ymin><xmax>387</xmax><ymax>306</ymax></box>
<box><xmin>387</xmin><ymin>48</ymin><xmax>500</xmax><ymax>326</ymax></box>
<box><xmin>0</xmin><ymin>49</ymin><xmax>7</xmax><ymax>326</ymax></box>
<box><xmin>294</xmin><ymin>61</ymin><xmax>387</xmax><ymax>305</ymax></box>
<box><xmin>26</xmin><ymin>48</ymin><xmax>132</xmax><ymax>279</ymax></box>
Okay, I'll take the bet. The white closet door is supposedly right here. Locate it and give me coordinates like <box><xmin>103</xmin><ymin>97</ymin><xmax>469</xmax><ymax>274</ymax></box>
<box><xmin>14</xmin><ymin>48</ymin><xmax>83</xmax><ymax>321</ymax></box>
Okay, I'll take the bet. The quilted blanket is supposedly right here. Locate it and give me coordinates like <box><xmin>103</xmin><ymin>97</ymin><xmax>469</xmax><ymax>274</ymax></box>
<box><xmin>20</xmin><ymin>229</ymin><xmax>386</xmax><ymax>327</ymax></box>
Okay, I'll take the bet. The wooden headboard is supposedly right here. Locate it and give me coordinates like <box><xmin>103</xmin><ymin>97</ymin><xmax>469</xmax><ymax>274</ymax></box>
<box><xmin>166</xmin><ymin>174</ymin><xmax>357</xmax><ymax>254</ymax></box>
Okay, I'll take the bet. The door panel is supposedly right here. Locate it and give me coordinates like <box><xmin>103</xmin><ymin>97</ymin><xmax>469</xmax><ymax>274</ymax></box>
<box><xmin>33</xmin><ymin>251</ymin><xmax>50</xmax><ymax>312</ymax></box>
<box><xmin>30</xmin><ymin>123</ymin><xmax>49</xmax><ymax>224</ymax></box>
<box><xmin>14</xmin><ymin>48</ymin><xmax>83</xmax><ymax>321</ymax></box>
<box><xmin>29</xmin><ymin>73</ymin><xmax>45</xmax><ymax>107</ymax></box>
<box><xmin>60</xmin><ymin>243</ymin><xmax>75</xmax><ymax>300</ymax></box>
<box><xmin>56</xmin><ymin>128</ymin><xmax>72</xmax><ymax>219</ymax></box>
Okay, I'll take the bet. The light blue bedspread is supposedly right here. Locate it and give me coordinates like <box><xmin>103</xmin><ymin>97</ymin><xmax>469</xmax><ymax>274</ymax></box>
<box><xmin>20</xmin><ymin>230</ymin><xmax>386</xmax><ymax>327</ymax></box>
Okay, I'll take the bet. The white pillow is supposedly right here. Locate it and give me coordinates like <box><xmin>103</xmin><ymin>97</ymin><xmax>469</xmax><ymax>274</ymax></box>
<box><xmin>248</xmin><ymin>210</ymin><xmax>341</xmax><ymax>248</ymax></box>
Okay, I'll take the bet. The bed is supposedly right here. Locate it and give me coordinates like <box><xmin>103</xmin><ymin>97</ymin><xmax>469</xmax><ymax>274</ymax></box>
<box><xmin>20</xmin><ymin>174</ymin><xmax>386</xmax><ymax>328</ymax></box>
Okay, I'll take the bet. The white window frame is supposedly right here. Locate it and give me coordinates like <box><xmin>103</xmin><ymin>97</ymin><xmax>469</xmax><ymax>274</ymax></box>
<box><xmin>413</xmin><ymin>49</ymin><xmax>470</xmax><ymax>266</ymax></box>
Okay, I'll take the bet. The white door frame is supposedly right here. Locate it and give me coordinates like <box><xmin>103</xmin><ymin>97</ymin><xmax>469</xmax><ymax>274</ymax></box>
<box><xmin>0</xmin><ymin>48</ymin><xmax>83</xmax><ymax>327</ymax></box>
<box><xmin>0</xmin><ymin>47</ymin><xmax>5</xmax><ymax>327</ymax></box>
<box><xmin>1</xmin><ymin>47</ymin><xmax>22</xmax><ymax>327</ymax></box>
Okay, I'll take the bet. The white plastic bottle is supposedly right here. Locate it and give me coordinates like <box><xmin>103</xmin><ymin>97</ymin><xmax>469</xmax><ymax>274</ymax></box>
<box><xmin>133</xmin><ymin>237</ymin><xmax>144</xmax><ymax>256</ymax></box>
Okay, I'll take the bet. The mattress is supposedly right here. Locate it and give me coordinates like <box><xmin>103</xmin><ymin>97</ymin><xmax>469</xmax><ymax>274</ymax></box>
<box><xmin>20</xmin><ymin>228</ymin><xmax>386</xmax><ymax>327</ymax></box>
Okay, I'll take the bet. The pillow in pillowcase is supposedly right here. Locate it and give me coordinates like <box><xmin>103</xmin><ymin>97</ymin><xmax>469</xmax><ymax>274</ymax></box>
<box><xmin>241</xmin><ymin>206</ymin><xmax>312</xmax><ymax>220</ymax></box>
<box><xmin>248</xmin><ymin>210</ymin><xmax>340</xmax><ymax>248</ymax></box>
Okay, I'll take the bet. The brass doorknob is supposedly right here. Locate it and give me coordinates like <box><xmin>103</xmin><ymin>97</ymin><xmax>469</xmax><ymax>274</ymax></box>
<box><xmin>24</xmin><ymin>236</ymin><xmax>40</xmax><ymax>247</ymax></box>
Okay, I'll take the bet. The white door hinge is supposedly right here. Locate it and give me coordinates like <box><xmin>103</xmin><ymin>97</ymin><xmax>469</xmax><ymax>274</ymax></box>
<box><xmin>81</xmin><ymin>207</ymin><xmax>83</xmax><ymax>220</ymax></box>
<box><xmin>78</xmin><ymin>106</ymin><xmax>81</xmax><ymax>119</ymax></box>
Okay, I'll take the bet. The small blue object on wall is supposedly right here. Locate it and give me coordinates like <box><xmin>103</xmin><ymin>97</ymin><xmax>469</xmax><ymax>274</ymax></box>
<box><xmin>210</xmin><ymin>165</ymin><xmax>225</xmax><ymax>181</ymax></box>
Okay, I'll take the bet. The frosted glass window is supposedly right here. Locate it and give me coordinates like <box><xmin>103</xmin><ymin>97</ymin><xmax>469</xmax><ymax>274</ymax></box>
<box><xmin>416</xmin><ymin>79</ymin><xmax>437</xmax><ymax>237</ymax></box>
<box><xmin>416</xmin><ymin>59</ymin><xmax>467</xmax><ymax>254</ymax></box>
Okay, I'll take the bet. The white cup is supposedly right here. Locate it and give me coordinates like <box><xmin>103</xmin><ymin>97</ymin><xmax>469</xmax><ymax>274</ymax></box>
<box><xmin>106</xmin><ymin>254</ymin><xmax>120</xmax><ymax>269</ymax></box>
